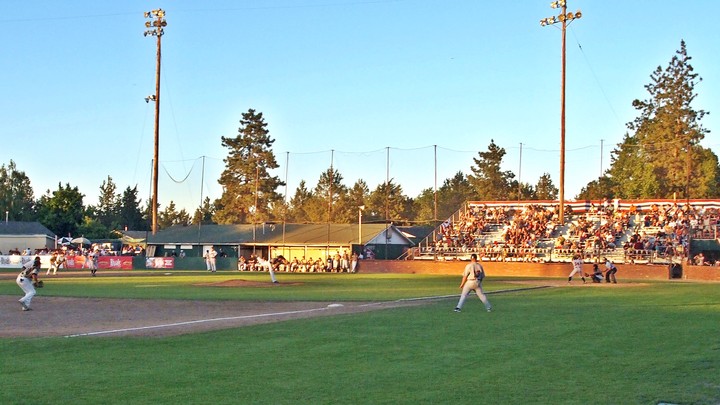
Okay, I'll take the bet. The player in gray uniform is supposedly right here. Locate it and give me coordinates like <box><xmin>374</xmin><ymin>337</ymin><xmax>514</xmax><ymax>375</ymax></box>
<box><xmin>17</xmin><ymin>256</ymin><xmax>41</xmax><ymax>311</ymax></box>
<box><xmin>454</xmin><ymin>253</ymin><xmax>492</xmax><ymax>313</ymax></box>
<box><xmin>567</xmin><ymin>254</ymin><xmax>586</xmax><ymax>283</ymax></box>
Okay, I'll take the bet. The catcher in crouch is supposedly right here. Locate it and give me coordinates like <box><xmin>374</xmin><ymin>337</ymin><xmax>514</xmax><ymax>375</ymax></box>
<box><xmin>17</xmin><ymin>256</ymin><xmax>43</xmax><ymax>311</ymax></box>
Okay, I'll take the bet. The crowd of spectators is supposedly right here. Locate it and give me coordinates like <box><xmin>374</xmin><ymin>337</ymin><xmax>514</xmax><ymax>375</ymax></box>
<box><xmin>425</xmin><ymin>200</ymin><xmax>720</xmax><ymax>265</ymax></box>
<box><xmin>121</xmin><ymin>245</ymin><xmax>145</xmax><ymax>256</ymax></box>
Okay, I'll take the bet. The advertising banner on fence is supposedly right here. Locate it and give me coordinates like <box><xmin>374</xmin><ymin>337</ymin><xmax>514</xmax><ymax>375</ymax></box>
<box><xmin>65</xmin><ymin>255</ymin><xmax>134</xmax><ymax>270</ymax></box>
<box><xmin>98</xmin><ymin>256</ymin><xmax>133</xmax><ymax>270</ymax></box>
<box><xmin>0</xmin><ymin>255</ymin><xmax>51</xmax><ymax>269</ymax></box>
<box><xmin>0</xmin><ymin>255</ymin><xmax>134</xmax><ymax>270</ymax></box>
<box><xmin>145</xmin><ymin>257</ymin><xmax>174</xmax><ymax>269</ymax></box>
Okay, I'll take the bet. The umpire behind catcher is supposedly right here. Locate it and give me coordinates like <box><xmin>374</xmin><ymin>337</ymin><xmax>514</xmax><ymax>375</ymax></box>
<box><xmin>17</xmin><ymin>256</ymin><xmax>42</xmax><ymax>311</ymax></box>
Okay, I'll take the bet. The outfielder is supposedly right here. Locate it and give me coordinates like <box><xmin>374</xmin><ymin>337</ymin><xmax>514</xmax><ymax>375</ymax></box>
<box><xmin>454</xmin><ymin>253</ymin><xmax>491</xmax><ymax>313</ymax></box>
<box><xmin>567</xmin><ymin>254</ymin><xmax>586</xmax><ymax>283</ymax></box>
<box><xmin>17</xmin><ymin>256</ymin><xmax>42</xmax><ymax>311</ymax></box>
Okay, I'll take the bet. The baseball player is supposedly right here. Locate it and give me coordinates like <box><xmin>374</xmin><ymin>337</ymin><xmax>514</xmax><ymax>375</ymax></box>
<box><xmin>604</xmin><ymin>257</ymin><xmax>618</xmax><ymax>283</ymax></box>
<box><xmin>17</xmin><ymin>256</ymin><xmax>41</xmax><ymax>311</ymax></box>
<box><xmin>209</xmin><ymin>247</ymin><xmax>218</xmax><ymax>272</ymax></box>
<box><xmin>454</xmin><ymin>253</ymin><xmax>491</xmax><ymax>313</ymax></box>
<box><xmin>257</xmin><ymin>257</ymin><xmax>279</xmax><ymax>283</ymax></box>
<box><xmin>567</xmin><ymin>254</ymin><xmax>586</xmax><ymax>283</ymax></box>
<box><xmin>89</xmin><ymin>249</ymin><xmax>99</xmax><ymax>276</ymax></box>
<box><xmin>47</xmin><ymin>251</ymin><xmax>58</xmax><ymax>275</ymax></box>
<box><xmin>204</xmin><ymin>250</ymin><xmax>211</xmax><ymax>271</ymax></box>
<box><xmin>56</xmin><ymin>253</ymin><xmax>66</xmax><ymax>272</ymax></box>
<box><xmin>82</xmin><ymin>250</ymin><xmax>91</xmax><ymax>269</ymax></box>
<box><xmin>586</xmin><ymin>263</ymin><xmax>604</xmax><ymax>283</ymax></box>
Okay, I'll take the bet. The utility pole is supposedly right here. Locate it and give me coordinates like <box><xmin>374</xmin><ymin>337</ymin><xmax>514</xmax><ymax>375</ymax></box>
<box><xmin>541</xmin><ymin>1</ymin><xmax>581</xmax><ymax>225</ymax></box>
<box><xmin>600</xmin><ymin>139</ymin><xmax>604</xmax><ymax>177</ymax></box>
<box><xmin>518</xmin><ymin>143</ymin><xmax>523</xmax><ymax>201</ymax></box>
<box><xmin>144</xmin><ymin>9</ymin><xmax>167</xmax><ymax>235</ymax></box>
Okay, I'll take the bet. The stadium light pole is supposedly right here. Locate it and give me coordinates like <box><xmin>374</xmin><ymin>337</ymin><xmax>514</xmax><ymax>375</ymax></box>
<box><xmin>358</xmin><ymin>205</ymin><xmax>365</xmax><ymax>245</ymax></box>
<box><xmin>541</xmin><ymin>1</ymin><xmax>581</xmax><ymax>225</ymax></box>
<box><xmin>144</xmin><ymin>8</ymin><xmax>167</xmax><ymax>235</ymax></box>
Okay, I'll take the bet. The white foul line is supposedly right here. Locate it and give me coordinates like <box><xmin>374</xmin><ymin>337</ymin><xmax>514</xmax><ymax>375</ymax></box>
<box><xmin>64</xmin><ymin>286</ymin><xmax>551</xmax><ymax>338</ymax></box>
<box><xmin>64</xmin><ymin>307</ymin><xmax>329</xmax><ymax>338</ymax></box>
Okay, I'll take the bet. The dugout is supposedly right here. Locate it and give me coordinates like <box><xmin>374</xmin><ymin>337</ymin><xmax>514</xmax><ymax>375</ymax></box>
<box><xmin>143</xmin><ymin>223</ymin><xmax>417</xmax><ymax>270</ymax></box>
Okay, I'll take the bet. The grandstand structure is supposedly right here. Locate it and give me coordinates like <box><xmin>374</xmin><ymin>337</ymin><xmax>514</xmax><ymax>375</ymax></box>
<box><xmin>413</xmin><ymin>199</ymin><xmax>720</xmax><ymax>265</ymax></box>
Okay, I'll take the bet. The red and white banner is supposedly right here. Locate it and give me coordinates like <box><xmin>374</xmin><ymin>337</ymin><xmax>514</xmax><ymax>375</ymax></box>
<box><xmin>65</xmin><ymin>255</ymin><xmax>133</xmax><ymax>270</ymax></box>
<box><xmin>98</xmin><ymin>256</ymin><xmax>133</xmax><ymax>270</ymax></box>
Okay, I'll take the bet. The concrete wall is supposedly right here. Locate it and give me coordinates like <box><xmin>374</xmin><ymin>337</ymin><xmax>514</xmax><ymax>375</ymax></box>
<box><xmin>356</xmin><ymin>259</ymin><xmax>720</xmax><ymax>281</ymax></box>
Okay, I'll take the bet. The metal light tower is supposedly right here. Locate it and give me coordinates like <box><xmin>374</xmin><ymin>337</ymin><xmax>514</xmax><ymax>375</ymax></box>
<box><xmin>358</xmin><ymin>205</ymin><xmax>365</xmax><ymax>245</ymax></box>
<box><xmin>144</xmin><ymin>8</ymin><xmax>167</xmax><ymax>235</ymax></box>
<box><xmin>541</xmin><ymin>1</ymin><xmax>581</xmax><ymax>225</ymax></box>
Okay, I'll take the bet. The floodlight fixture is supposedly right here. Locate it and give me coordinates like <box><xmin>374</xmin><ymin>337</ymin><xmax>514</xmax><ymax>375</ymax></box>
<box><xmin>143</xmin><ymin>8</ymin><xmax>167</xmax><ymax>235</ymax></box>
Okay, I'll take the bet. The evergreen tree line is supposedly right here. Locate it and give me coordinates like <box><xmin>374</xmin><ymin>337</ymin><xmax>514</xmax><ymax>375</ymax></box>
<box><xmin>1</xmin><ymin>42</ymin><xmax>716</xmax><ymax>238</ymax></box>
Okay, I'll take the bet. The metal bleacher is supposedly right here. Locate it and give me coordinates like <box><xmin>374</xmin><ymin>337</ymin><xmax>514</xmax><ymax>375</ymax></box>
<box><xmin>412</xmin><ymin>199</ymin><xmax>719</xmax><ymax>264</ymax></box>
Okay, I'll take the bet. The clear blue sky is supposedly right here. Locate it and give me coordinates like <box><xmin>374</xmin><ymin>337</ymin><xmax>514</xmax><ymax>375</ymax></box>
<box><xmin>2</xmin><ymin>0</ymin><xmax>718</xmax><ymax>213</ymax></box>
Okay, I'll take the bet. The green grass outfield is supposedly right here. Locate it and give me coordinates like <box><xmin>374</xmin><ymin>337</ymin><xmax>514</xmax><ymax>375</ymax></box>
<box><xmin>2</xmin><ymin>273</ymin><xmax>719</xmax><ymax>404</ymax></box>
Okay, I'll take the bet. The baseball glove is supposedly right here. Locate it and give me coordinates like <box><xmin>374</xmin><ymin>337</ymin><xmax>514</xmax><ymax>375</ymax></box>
<box><xmin>34</xmin><ymin>280</ymin><xmax>44</xmax><ymax>288</ymax></box>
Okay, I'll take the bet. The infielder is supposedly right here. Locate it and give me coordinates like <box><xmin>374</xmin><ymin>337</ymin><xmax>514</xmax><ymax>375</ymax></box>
<box><xmin>90</xmin><ymin>249</ymin><xmax>99</xmax><ymax>276</ymax></box>
<box><xmin>567</xmin><ymin>254</ymin><xmax>586</xmax><ymax>283</ymax></box>
<box><xmin>17</xmin><ymin>256</ymin><xmax>41</xmax><ymax>311</ymax></box>
<box><xmin>454</xmin><ymin>253</ymin><xmax>491</xmax><ymax>313</ymax></box>
<box><xmin>257</xmin><ymin>257</ymin><xmax>279</xmax><ymax>283</ymax></box>
<box><xmin>47</xmin><ymin>251</ymin><xmax>58</xmax><ymax>275</ymax></box>
<box><xmin>56</xmin><ymin>253</ymin><xmax>66</xmax><ymax>272</ymax></box>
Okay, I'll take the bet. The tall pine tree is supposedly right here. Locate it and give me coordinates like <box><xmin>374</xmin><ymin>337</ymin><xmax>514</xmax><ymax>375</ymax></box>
<box><xmin>468</xmin><ymin>140</ymin><xmax>515</xmax><ymax>200</ymax></box>
<box><xmin>607</xmin><ymin>41</ymin><xmax>717</xmax><ymax>198</ymax></box>
<box><xmin>214</xmin><ymin>109</ymin><xmax>285</xmax><ymax>224</ymax></box>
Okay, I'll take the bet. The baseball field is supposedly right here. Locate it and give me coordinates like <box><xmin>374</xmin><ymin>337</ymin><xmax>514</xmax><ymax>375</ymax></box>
<box><xmin>1</xmin><ymin>271</ymin><xmax>718</xmax><ymax>404</ymax></box>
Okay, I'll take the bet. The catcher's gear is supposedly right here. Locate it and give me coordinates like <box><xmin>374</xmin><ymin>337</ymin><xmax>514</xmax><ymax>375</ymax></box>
<box><xmin>33</xmin><ymin>280</ymin><xmax>44</xmax><ymax>288</ymax></box>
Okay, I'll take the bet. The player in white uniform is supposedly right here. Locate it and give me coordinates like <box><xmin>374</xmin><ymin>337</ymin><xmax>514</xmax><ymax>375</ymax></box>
<box><xmin>567</xmin><ymin>254</ymin><xmax>586</xmax><ymax>283</ymax></box>
<box><xmin>204</xmin><ymin>250</ymin><xmax>211</xmax><ymax>271</ymax></box>
<box><xmin>454</xmin><ymin>254</ymin><xmax>491</xmax><ymax>313</ymax></box>
<box><xmin>89</xmin><ymin>249</ymin><xmax>99</xmax><ymax>276</ymax></box>
<box><xmin>56</xmin><ymin>253</ymin><xmax>67</xmax><ymax>272</ymax></box>
<box><xmin>47</xmin><ymin>252</ymin><xmax>58</xmax><ymax>275</ymax></box>
<box><xmin>17</xmin><ymin>256</ymin><xmax>41</xmax><ymax>311</ymax></box>
<box><xmin>257</xmin><ymin>257</ymin><xmax>279</xmax><ymax>283</ymax></box>
<box><xmin>209</xmin><ymin>247</ymin><xmax>218</xmax><ymax>272</ymax></box>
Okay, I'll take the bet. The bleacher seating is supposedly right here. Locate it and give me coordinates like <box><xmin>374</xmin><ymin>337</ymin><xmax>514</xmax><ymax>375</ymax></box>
<box><xmin>414</xmin><ymin>199</ymin><xmax>720</xmax><ymax>265</ymax></box>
